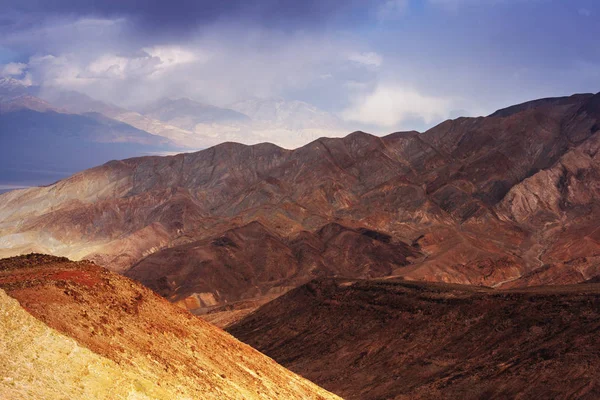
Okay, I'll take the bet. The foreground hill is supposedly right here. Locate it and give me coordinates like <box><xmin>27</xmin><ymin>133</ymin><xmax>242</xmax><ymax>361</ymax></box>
<box><xmin>1</xmin><ymin>92</ymin><xmax>600</xmax><ymax>312</ymax></box>
<box><xmin>0</xmin><ymin>254</ymin><xmax>339</xmax><ymax>400</ymax></box>
<box><xmin>1</xmin><ymin>288</ymin><xmax>181</xmax><ymax>399</ymax></box>
<box><xmin>229</xmin><ymin>278</ymin><xmax>600</xmax><ymax>400</ymax></box>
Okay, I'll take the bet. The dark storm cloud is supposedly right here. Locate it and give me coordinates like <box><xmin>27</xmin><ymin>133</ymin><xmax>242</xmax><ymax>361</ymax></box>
<box><xmin>1</xmin><ymin>0</ymin><xmax>363</xmax><ymax>35</ymax></box>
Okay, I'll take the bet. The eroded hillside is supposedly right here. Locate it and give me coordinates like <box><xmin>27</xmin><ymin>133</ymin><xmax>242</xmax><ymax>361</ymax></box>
<box><xmin>0</xmin><ymin>254</ymin><xmax>340</xmax><ymax>400</ymax></box>
<box><xmin>0</xmin><ymin>288</ymin><xmax>179</xmax><ymax>399</ymax></box>
<box><xmin>1</xmin><ymin>93</ymin><xmax>600</xmax><ymax>312</ymax></box>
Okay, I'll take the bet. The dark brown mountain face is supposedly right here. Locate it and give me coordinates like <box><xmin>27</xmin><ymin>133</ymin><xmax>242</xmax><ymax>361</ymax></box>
<box><xmin>228</xmin><ymin>278</ymin><xmax>600</xmax><ymax>400</ymax></box>
<box><xmin>126</xmin><ymin>221</ymin><xmax>420</xmax><ymax>308</ymax></box>
<box><xmin>1</xmin><ymin>92</ymin><xmax>600</xmax><ymax>311</ymax></box>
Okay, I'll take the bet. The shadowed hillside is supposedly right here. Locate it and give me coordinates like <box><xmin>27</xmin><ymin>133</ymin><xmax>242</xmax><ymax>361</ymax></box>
<box><xmin>230</xmin><ymin>277</ymin><xmax>600</xmax><ymax>400</ymax></box>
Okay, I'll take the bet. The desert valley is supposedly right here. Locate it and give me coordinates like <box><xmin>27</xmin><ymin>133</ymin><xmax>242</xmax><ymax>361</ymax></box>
<box><xmin>1</xmin><ymin>90</ymin><xmax>600</xmax><ymax>399</ymax></box>
<box><xmin>1</xmin><ymin>1</ymin><xmax>600</xmax><ymax>399</ymax></box>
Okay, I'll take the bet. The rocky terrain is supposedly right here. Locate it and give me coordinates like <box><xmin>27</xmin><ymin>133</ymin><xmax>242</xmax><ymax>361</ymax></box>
<box><xmin>229</xmin><ymin>277</ymin><xmax>600</xmax><ymax>399</ymax></box>
<box><xmin>1</xmin><ymin>287</ymin><xmax>182</xmax><ymax>399</ymax></box>
<box><xmin>126</xmin><ymin>221</ymin><xmax>420</xmax><ymax>309</ymax></box>
<box><xmin>1</xmin><ymin>92</ymin><xmax>600</xmax><ymax>313</ymax></box>
<box><xmin>0</xmin><ymin>254</ymin><xmax>340</xmax><ymax>400</ymax></box>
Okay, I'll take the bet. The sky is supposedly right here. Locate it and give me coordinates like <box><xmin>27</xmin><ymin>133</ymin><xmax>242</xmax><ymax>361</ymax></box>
<box><xmin>0</xmin><ymin>0</ymin><xmax>599</xmax><ymax>133</ymax></box>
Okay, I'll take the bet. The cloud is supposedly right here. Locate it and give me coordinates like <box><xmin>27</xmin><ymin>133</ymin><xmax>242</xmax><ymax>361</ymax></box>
<box><xmin>9</xmin><ymin>16</ymin><xmax>377</xmax><ymax>108</ymax></box>
<box><xmin>342</xmin><ymin>84</ymin><xmax>453</xmax><ymax>129</ymax></box>
<box><xmin>0</xmin><ymin>62</ymin><xmax>33</xmax><ymax>85</ymax></box>
<box><xmin>427</xmin><ymin>0</ymin><xmax>510</xmax><ymax>11</ymax></box>
<box><xmin>0</xmin><ymin>62</ymin><xmax>27</xmax><ymax>77</ymax></box>
<box><xmin>144</xmin><ymin>46</ymin><xmax>205</xmax><ymax>70</ymax></box>
<box><xmin>2</xmin><ymin>1</ymin><xmax>362</xmax><ymax>37</ymax></box>
<box><xmin>427</xmin><ymin>0</ymin><xmax>545</xmax><ymax>11</ymax></box>
<box><xmin>71</xmin><ymin>46</ymin><xmax>204</xmax><ymax>83</ymax></box>
<box><xmin>2</xmin><ymin>0</ymin><xmax>597</xmax><ymax>140</ymax></box>
<box><xmin>27</xmin><ymin>54</ymin><xmax>83</xmax><ymax>88</ymax></box>
<box><xmin>429</xmin><ymin>0</ymin><xmax>494</xmax><ymax>5</ymax></box>
<box><xmin>347</xmin><ymin>52</ymin><xmax>383</xmax><ymax>67</ymax></box>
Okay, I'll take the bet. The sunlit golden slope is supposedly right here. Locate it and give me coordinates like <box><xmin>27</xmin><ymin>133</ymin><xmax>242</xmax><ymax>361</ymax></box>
<box><xmin>0</xmin><ymin>288</ymin><xmax>178</xmax><ymax>399</ymax></box>
<box><xmin>0</xmin><ymin>254</ymin><xmax>340</xmax><ymax>400</ymax></box>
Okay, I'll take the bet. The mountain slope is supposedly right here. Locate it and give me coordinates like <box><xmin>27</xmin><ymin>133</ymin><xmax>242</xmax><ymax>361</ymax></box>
<box><xmin>0</xmin><ymin>78</ymin><xmax>35</xmax><ymax>100</ymax></box>
<box><xmin>126</xmin><ymin>221</ymin><xmax>420</xmax><ymax>309</ymax></box>
<box><xmin>39</xmin><ymin>90</ymin><xmax>205</xmax><ymax>148</ymax></box>
<box><xmin>140</xmin><ymin>97</ymin><xmax>250</xmax><ymax>129</ymax></box>
<box><xmin>1</xmin><ymin>92</ymin><xmax>600</xmax><ymax>310</ymax></box>
<box><xmin>0</xmin><ymin>254</ymin><xmax>340</xmax><ymax>400</ymax></box>
<box><xmin>0</xmin><ymin>288</ymin><xmax>178</xmax><ymax>399</ymax></box>
<box><xmin>229</xmin><ymin>277</ymin><xmax>600</xmax><ymax>400</ymax></box>
<box><xmin>0</xmin><ymin>84</ymin><xmax>182</xmax><ymax>188</ymax></box>
<box><xmin>0</xmin><ymin>105</ymin><xmax>178</xmax><ymax>187</ymax></box>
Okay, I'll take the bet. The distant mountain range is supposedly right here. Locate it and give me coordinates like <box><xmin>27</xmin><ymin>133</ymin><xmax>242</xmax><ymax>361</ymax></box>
<box><xmin>0</xmin><ymin>78</ymin><xmax>351</xmax><ymax>187</ymax></box>
<box><xmin>140</xmin><ymin>97</ymin><xmax>250</xmax><ymax>128</ymax></box>
<box><xmin>0</xmin><ymin>81</ymin><xmax>181</xmax><ymax>187</ymax></box>
<box><xmin>129</xmin><ymin>96</ymin><xmax>350</xmax><ymax>149</ymax></box>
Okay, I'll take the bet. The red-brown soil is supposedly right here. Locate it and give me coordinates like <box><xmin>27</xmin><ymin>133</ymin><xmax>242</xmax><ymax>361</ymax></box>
<box><xmin>126</xmin><ymin>221</ymin><xmax>419</xmax><ymax>307</ymax></box>
<box><xmin>229</xmin><ymin>277</ymin><xmax>600</xmax><ymax>400</ymax></box>
<box><xmin>0</xmin><ymin>254</ymin><xmax>340</xmax><ymax>399</ymax></box>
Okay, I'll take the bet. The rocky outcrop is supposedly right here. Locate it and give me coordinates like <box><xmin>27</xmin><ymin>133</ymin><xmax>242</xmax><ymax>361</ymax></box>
<box><xmin>496</xmin><ymin>122</ymin><xmax>600</xmax><ymax>284</ymax></box>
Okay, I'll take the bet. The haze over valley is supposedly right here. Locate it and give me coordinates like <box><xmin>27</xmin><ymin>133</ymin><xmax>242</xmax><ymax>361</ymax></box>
<box><xmin>0</xmin><ymin>77</ymin><xmax>352</xmax><ymax>189</ymax></box>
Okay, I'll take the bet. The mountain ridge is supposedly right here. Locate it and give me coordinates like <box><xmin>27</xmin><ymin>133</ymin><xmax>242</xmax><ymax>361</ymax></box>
<box><xmin>1</xmin><ymin>92</ymin><xmax>600</xmax><ymax>313</ymax></box>
<box><xmin>0</xmin><ymin>103</ymin><xmax>181</xmax><ymax>187</ymax></box>
<box><xmin>140</xmin><ymin>97</ymin><xmax>251</xmax><ymax>129</ymax></box>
